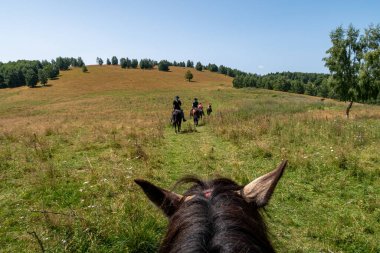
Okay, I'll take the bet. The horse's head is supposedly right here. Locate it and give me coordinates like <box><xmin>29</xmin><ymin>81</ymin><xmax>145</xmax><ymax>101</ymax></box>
<box><xmin>135</xmin><ymin>160</ymin><xmax>287</xmax><ymax>252</ymax></box>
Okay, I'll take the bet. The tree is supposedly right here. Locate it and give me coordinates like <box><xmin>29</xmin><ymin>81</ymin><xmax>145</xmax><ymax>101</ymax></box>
<box><xmin>317</xmin><ymin>79</ymin><xmax>330</xmax><ymax>98</ymax></box>
<box><xmin>139</xmin><ymin>59</ymin><xmax>154</xmax><ymax>69</ymax></box>
<box><xmin>359</xmin><ymin>24</ymin><xmax>380</xmax><ymax>103</ymax></box>
<box><xmin>70</xmin><ymin>57</ymin><xmax>79</xmax><ymax>67</ymax></box>
<box><xmin>208</xmin><ymin>64</ymin><xmax>218</xmax><ymax>72</ymax></box>
<box><xmin>219</xmin><ymin>65</ymin><xmax>227</xmax><ymax>75</ymax></box>
<box><xmin>323</xmin><ymin>24</ymin><xmax>380</xmax><ymax>118</ymax></box>
<box><xmin>96</xmin><ymin>57</ymin><xmax>103</xmax><ymax>66</ymax></box>
<box><xmin>77</xmin><ymin>57</ymin><xmax>85</xmax><ymax>67</ymax></box>
<box><xmin>0</xmin><ymin>74</ymin><xmax>4</xmax><ymax>88</ymax></box>
<box><xmin>290</xmin><ymin>80</ymin><xmax>305</xmax><ymax>94</ymax></box>
<box><xmin>82</xmin><ymin>65</ymin><xmax>88</xmax><ymax>72</ymax></box>
<box><xmin>305</xmin><ymin>81</ymin><xmax>317</xmax><ymax>96</ymax></box>
<box><xmin>195</xmin><ymin>62</ymin><xmax>203</xmax><ymax>71</ymax></box>
<box><xmin>111</xmin><ymin>56</ymin><xmax>118</xmax><ymax>65</ymax></box>
<box><xmin>185</xmin><ymin>70</ymin><xmax>193</xmax><ymax>82</ymax></box>
<box><xmin>55</xmin><ymin>57</ymin><xmax>71</xmax><ymax>70</ymax></box>
<box><xmin>131</xmin><ymin>59</ymin><xmax>138</xmax><ymax>68</ymax></box>
<box><xmin>186</xmin><ymin>60</ymin><xmax>194</xmax><ymax>68</ymax></box>
<box><xmin>38</xmin><ymin>69</ymin><xmax>48</xmax><ymax>86</ymax></box>
<box><xmin>158</xmin><ymin>60</ymin><xmax>170</xmax><ymax>71</ymax></box>
<box><xmin>126</xmin><ymin>58</ymin><xmax>132</xmax><ymax>68</ymax></box>
<box><xmin>25</xmin><ymin>69</ymin><xmax>38</xmax><ymax>87</ymax></box>
<box><xmin>120</xmin><ymin>58</ymin><xmax>127</xmax><ymax>68</ymax></box>
<box><xmin>106</xmin><ymin>58</ymin><xmax>111</xmax><ymax>65</ymax></box>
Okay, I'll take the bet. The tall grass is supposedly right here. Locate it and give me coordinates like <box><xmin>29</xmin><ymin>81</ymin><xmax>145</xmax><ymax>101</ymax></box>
<box><xmin>0</xmin><ymin>67</ymin><xmax>379</xmax><ymax>252</ymax></box>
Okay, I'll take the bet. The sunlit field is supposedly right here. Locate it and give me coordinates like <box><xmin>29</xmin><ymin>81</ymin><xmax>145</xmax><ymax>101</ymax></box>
<box><xmin>1</xmin><ymin>66</ymin><xmax>379</xmax><ymax>252</ymax></box>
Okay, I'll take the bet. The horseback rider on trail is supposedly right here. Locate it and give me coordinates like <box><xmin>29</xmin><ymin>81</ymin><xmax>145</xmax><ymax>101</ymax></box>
<box><xmin>192</xmin><ymin>98</ymin><xmax>199</xmax><ymax>109</ymax></box>
<box><xmin>173</xmin><ymin>96</ymin><xmax>186</xmax><ymax>122</ymax></box>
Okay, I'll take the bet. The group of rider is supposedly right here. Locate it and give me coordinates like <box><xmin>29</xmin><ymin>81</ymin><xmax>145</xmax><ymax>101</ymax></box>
<box><xmin>173</xmin><ymin>96</ymin><xmax>210</xmax><ymax>122</ymax></box>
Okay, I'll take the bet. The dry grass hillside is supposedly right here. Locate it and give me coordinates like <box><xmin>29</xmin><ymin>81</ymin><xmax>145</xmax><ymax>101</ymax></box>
<box><xmin>0</xmin><ymin>66</ymin><xmax>379</xmax><ymax>252</ymax></box>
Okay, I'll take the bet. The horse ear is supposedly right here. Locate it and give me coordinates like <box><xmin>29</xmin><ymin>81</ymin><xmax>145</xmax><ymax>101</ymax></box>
<box><xmin>134</xmin><ymin>179</ymin><xmax>182</xmax><ymax>217</ymax></box>
<box><xmin>241</xmin><ymin>160</ymin><xmax>287</xmax><ymax>207</ymax></box>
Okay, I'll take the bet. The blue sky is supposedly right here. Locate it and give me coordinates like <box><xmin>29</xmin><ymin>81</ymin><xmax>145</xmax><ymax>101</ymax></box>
<box><xmin>0</xmin><ymin>0</ymin><xmax>379</xmax><ymax>74</ymax></box>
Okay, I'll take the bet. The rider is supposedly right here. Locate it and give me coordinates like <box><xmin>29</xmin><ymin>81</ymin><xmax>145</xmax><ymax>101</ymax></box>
<box><xmin>173</xmin><ymin>96</ymin><xmax>186</xmax><ymax>122</ymax></box>
<box><xmin>192</xmin><ymin>98</ymin><xmax>199</xmax><ymax>109</ymax></box>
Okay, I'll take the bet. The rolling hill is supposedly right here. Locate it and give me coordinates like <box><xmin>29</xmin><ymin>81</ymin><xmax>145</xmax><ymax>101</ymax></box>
<box><xmin>0</xmin><ymin>66</ymin><xmax>379</xmax><ymax>252</ymax></box>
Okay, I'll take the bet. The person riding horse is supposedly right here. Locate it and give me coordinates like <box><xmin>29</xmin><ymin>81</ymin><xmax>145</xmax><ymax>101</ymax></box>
<box><xmin>173</xmin><ymin>96</ymin><xmax>186</xmax><ymax>122</ymax></box>
<box><xmin>198</xmin><ymin>102</ymin><xmax>204</xmax><ymax>117</ymax></box>
<box><xmin>207</xmin><ymin>103</ymin><xmax>212</xmax><ymax>116</ymax></box>
<box><xmin>192</xmin><ymin>98</ymin><xmax>199</xmax><ymax>109</ymax></box>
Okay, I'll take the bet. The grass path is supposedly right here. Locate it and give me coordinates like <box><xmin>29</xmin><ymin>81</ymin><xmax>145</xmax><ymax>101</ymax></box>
<box><xmin>152</xmin><ymin>118</ymin><xmax>243</xmax><ymax>189</ymax></box>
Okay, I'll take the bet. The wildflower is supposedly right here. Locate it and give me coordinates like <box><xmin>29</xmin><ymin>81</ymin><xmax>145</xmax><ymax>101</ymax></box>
<box><xmin>83</xmin><ymin>181</ymin><xmax>89</xmax><ymax>185</ymax></box>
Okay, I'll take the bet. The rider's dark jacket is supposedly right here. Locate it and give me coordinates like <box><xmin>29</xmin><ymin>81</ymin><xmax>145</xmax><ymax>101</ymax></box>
<box><xmin>173</xmin><ymin>99</ymin><xmax>182</xmax><ymax>110</ymax></box>
<box><xmin>192</xmin><ymin>101</ymin><xmax>199</xmax><ymax>108</ymax></box>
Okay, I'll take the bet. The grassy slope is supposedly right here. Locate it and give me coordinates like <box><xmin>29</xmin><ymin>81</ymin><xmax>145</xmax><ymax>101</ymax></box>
<box><xmin>0</xmin><ymin>66</ymin><xmax>379</xmax><ymax>252</ymax></box>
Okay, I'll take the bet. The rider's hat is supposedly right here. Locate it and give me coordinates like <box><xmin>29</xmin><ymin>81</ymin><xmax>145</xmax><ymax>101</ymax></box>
<box><xmin>175</xmin><ymin>95</ymin><xmax>179</xmax><ymax>99</ymax></box>
<box><xmin>194</xmin><ymin>97</ymin><xmax>198</xmax><ymax>100</ymax></box>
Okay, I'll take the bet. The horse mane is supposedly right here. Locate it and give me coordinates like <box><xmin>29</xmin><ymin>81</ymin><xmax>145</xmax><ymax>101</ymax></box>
<box><xmin>160</xmin><ymin>176</ymin><xmax>276</xmax><ymax>253</ymax></box>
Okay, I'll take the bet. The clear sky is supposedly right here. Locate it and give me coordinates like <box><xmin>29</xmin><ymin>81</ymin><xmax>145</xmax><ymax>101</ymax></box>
<box><xmin>1</xmin><ymin>0</ymin><xmax>379</xmax><ymax>74</ymax></box>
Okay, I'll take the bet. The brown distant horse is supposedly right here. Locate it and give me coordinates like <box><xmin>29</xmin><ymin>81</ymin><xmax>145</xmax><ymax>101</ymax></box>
<box><xmin>189</xmin><ymin>108</ymin><xmax>202</xmax><ymax>126</ymax></box>
<box><xmin>135</xmin><ymin>160</ymin><xmax>288</xmax><ymax>253</ymax></box>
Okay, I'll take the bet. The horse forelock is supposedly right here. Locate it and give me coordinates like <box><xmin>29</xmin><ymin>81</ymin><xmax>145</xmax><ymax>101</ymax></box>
<box><xmin>160</xmin><ymin>177</ymin><xmax>276</xmax><ymax>253</ymax></box>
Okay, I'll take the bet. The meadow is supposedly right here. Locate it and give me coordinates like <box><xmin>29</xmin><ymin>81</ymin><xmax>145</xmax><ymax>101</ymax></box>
<box><xmin>0</xmin><ymin>66</ymin><xmax>379</xmax><ymax>252</ymax></box>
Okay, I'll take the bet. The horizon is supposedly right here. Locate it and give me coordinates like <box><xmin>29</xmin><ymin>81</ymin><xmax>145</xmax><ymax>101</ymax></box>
<box><xmin>1</xmin><ymin>0</ymin><xmax>379</xmax><ymax>74</ymax></box>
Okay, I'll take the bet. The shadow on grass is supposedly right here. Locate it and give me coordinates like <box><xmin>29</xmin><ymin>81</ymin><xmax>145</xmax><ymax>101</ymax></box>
<box><xmin>31</xmin><ymin>84</ymin><xmax>53</xmax><ymax>88</ymax></box>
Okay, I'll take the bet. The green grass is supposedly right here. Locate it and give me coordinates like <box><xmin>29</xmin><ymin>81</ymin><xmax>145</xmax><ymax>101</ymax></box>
<box><xmin>0</xmin><ymin>66</ymin><xmax>379</xmax><ymax>252</ymax></box>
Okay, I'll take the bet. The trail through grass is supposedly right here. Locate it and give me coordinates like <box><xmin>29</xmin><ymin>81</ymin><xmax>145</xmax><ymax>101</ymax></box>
<box><xmin>156</xmin><ymin>121</ymin><xmax>240</xmax><ymax>185</ymax></box>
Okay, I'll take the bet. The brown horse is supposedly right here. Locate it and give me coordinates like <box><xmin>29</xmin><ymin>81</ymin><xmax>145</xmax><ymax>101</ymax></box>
<box><xmin>135</xmin><ymin>160</ymin><xmax>288</xmax><ymax>253</ymax></box>
<box><xmin>189</xmin><ymin>108</ymin><xmax>202</xmax><ymax>126</ymax></box>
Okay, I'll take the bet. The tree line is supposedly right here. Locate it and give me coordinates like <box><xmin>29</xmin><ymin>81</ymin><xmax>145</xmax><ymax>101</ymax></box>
<box><xmin>98</xmin><ymin>56</ymin><xmax>247</xmax><ymax>78</ymax></box>
<box><xmin>233</xmin><ymin>72</ymin><xmax>331</xmax><ymax>97</ymax></box>
<box><xmin>0</xmin><ymin>57</ymin><xmax>86</xmax><ymax>88</ymax></box>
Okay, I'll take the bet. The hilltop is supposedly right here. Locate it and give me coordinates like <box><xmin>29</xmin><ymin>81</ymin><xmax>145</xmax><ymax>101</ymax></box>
<box><xmin>0</xmin><ymin>66</ymin><xmax>379</xmax><ymax>252</ymax></box>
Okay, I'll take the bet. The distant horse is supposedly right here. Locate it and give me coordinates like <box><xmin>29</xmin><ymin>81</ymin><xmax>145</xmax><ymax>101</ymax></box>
<box><xmin>207</xmin><ymin>104</ymin><xmax>212</xmax><ymax>116</ymax></box>
<box><xmin>172</xmin><ymin>109</ymin><xmax>183</xmax><ymax>133</ymax></box>
<box><xmin>190</xmin><ymin>108</ymin><xmax>201</xmax><ymax>126</ymax></box>
<box><xmin>135</xmin><ymin>160</ymin><xmax>288</xmax><ymax>253</ymax></box>
<box><xmin>198</xmin><ymin>104</ymin><xmax>205</xmax><ymax>119</ymax></box>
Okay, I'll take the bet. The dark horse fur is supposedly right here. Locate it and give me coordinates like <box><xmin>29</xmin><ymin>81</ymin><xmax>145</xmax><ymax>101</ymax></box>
<box><xmin>172</xmin><ymin>109</ymin><xmax>183</xmax><ymax>133</ymax></box>
<box><xmin>135</xmin><ymin>160</ymin><xmax>287</xmax><ymax>253</ymax></box>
